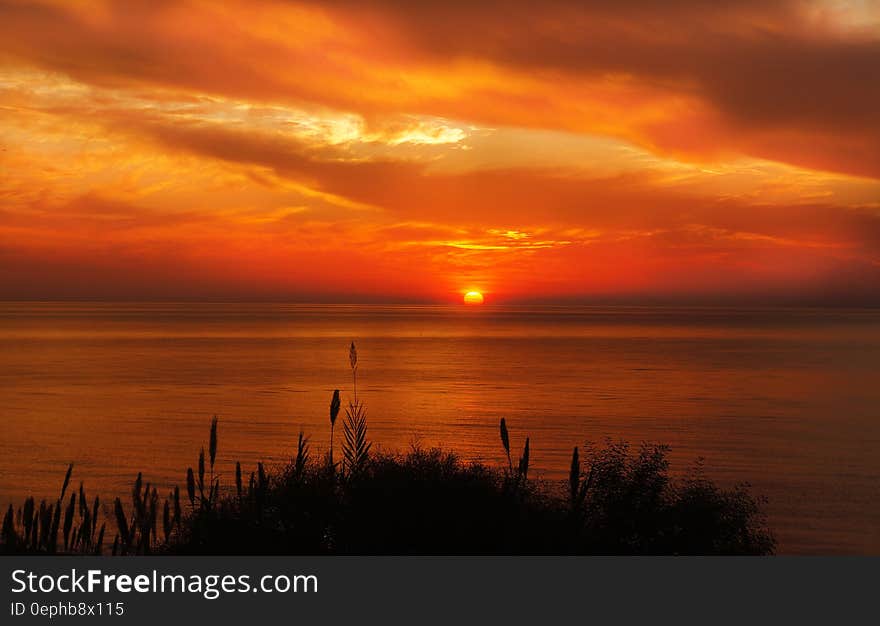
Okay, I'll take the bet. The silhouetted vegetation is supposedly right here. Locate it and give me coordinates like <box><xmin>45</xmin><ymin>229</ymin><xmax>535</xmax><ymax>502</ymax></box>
<box><xmin>1</xmin><ymin>342</ymin><xmax>775</xmax><ymax>556</ymax></box>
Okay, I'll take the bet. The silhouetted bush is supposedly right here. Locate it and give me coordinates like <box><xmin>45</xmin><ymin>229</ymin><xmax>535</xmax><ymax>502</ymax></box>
<box><xmin>158</xmin><ymin>432</ymin><xmax>774</xmax><ymax>555</ymax></box>
<box><xmin>567</xmin><ymin>441</ymin><xmax>775</xmax><ymax>554</ymax></box>
<box><xmin>1</xmin><ymin>436</ymin><xmax>775</xmax><ymax>556</ymax></box>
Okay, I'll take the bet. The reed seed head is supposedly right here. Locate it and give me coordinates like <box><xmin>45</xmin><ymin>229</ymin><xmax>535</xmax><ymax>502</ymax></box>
<box><xmin>500</xmin><ymin>418</ymin><xmax>510</xmax><ymax>455</ymax></box>
<box><xmin>235</xmin><ymin>461</ymin><xmax>243</xmax><ymax>499</ymax></box>
<box><xmin>519</xmin><ymin>437</ymin><xmax>530</xmax><ymax>479</ymax></box>
<box><xmin>60</xmin><ymin>464</ymin><xmax>73</xmax><ymax>501</ymax></box>
<box><xmin>186</xmin><ymin>468</ymin><xmax>195</xmax><ymax>505</ymax></box>
<box><xmin>198</xmin><ymin>449</ymin><xmax>206</xmax><ymax>488</ymax></box>
<box><xmin>209</xmin><ymin>416</ymin><xmax>219</xmax><ymax>469</ymax></box>
<box><xmin>330</xmin><ymin>389</ymin><xmax>341</xmax><ymax>426</ymax></box>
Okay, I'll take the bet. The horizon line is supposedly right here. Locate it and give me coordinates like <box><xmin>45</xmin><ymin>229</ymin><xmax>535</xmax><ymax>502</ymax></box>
<box><xmin>2</xmin><ymin>298</ymin><xmax>880</xmax><ymax>311</ymax></box>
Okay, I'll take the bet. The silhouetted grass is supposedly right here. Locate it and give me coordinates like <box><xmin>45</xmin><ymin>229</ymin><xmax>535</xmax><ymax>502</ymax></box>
<box><xmin>1</xmin><ymin>430</ymin><xmax>774</xmax><ymax>555</ymax></box>
<box><xmin>1</xmin><ymin>342</ymin><xmax>775</xmax><ymax>555</ymax></box>
<box><xmin>1</xmin><ymin>464</ymin><xmax>105</xmax><ymax>555</ymax></box>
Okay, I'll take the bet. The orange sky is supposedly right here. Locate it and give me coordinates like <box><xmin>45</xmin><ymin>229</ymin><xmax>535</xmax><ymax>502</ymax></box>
<box><xmin>1</xmin><ymin>0</ymin><xmax>879</xmax><ymax>303</ymax></box>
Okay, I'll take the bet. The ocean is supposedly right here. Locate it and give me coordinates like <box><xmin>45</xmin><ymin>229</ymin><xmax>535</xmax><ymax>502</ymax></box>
<box><xmin>1</xmin><ymin>302</ymin><xmax>878</xmax><ymax>553</ymax></box>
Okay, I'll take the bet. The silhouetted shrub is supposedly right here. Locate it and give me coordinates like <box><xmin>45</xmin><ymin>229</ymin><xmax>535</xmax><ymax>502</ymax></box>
<box><xmin>162</xmin><ymin>435</ymin><xmax>773</xmax><ymax>555</ymax></box>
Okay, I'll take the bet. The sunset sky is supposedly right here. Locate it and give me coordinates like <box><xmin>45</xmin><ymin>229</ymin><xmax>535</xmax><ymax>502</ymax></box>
<box><xmin>1</xmin><ymin>0</ymin><xmax>879</xmax><ymax>303</ymax></box>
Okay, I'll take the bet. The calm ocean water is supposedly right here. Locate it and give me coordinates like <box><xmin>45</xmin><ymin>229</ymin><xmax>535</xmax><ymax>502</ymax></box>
<box><xmin>1</xmin><ymin>302</ymin><xmax>878</xmax><ymax>554</ymax></box>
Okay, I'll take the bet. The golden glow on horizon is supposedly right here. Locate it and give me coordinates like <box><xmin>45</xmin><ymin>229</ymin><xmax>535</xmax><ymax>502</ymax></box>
<box><xmin>464</xmin><ymin>291</ymin><xmax>485</xmax><ymax>305</ymax></box>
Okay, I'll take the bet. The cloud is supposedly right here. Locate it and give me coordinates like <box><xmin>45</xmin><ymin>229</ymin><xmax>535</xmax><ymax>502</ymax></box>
<box><xmin>1</xmin><ymin>1</ymin><xmax>878</xmax><ymax>176</ymax></box>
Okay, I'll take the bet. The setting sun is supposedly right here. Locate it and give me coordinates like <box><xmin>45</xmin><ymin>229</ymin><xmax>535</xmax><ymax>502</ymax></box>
<box><xmin>463</xmin><ymin>291</ymin><xmax>484</xmax><ymax>305</ymax></box>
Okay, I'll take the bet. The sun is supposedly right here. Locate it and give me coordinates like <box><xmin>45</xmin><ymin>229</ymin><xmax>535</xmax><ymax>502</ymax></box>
<box><xmin>463</xmin><ymin>291</ymin><xmax>484</xmax><ymax>305</ymax></box>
